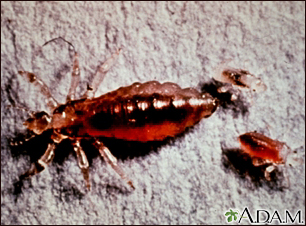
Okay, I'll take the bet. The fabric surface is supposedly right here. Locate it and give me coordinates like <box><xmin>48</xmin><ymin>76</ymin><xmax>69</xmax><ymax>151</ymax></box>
<box><xmin>1</xmin><ymin>2</ymin><xmax>305</xmax><ymax>224</ymax></box>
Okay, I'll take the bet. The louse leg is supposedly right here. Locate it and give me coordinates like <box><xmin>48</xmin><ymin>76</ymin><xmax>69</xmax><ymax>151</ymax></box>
<box><xmin>21</xmin><ymin>143</ymin><xmax>56</xmax><ymax>179</ymax></box>
<box><xmin>72</xmin><ymin>140</ymin><xmax>91</xmax><ymax>190</ymax></box>
<box><xmin>66</xmin><ymin>51</ymin><xmax>80</xmax><ymax>102</ymax></box>
<box><xmin>18</xmin><ymin>37</ymin><xmax>78</xmax><ymax>110</ymax></box>
<box><xmin>264</xmin><ymin>165</ymin><xmax>276</xmax><ymax>181</ymax></box>
<box><xmin>82</xmin><ymin>49</ymin><xmax>122</xmax><ymax>99</ymax></box>
<box><xmin>217</xmin><ymin>83</ymin><xmax>241</xmax><ymax>101</ymax></box>
<box><xmin>252</xmin><ymin>158</ymin><xmax>275</xmax><ymax>181</ymax></box>
<box><xmin>217</xmin><ymin>83</ymin><xmax>232</xmax><ymax>93</ymax></box>
<box><xmin>9</xmin><ymin>132</ymin><xmax>36</xmax><ymax>147</ymax></box>
<box><xmin>18</xmin><ymin>71</ymin><xmax>58</xmax><ymax>110</ymax></box>
<box><xmin>94</xmin><ymin>139</ymin><xmax>135</xmax><ymax>189</ymax></box>
<box><xmin>252</xmin><ymin>158</ymin><xmax>284</xmax><ymax>183</ymax></box>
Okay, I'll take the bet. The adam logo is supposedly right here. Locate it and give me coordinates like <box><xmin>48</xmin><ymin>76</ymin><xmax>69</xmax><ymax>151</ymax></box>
<box><xmin>224</xmin><ymin>207</ymin><xmax>304</xmax><ymax>224</ymax></box>
<box><xmin>224</xmin><ymin>209</ymin><xmax>242</xmax><ymax>222</ymax></box>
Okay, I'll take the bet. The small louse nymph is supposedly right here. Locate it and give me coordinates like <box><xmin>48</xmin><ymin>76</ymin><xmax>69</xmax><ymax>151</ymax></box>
<box><xmin>12</xmin><ymin>37</ymin><xmax>219</xmax><ymax>190</ymax></box>
<box><xmin>213</xmin><ymin>59</ymin><xmax>267</xmax><ymax>101</ymax></box>
<box><xmin>238</xmin><ymin>131</ymin><xmax>302</xmax><ymax>185</ymax></box>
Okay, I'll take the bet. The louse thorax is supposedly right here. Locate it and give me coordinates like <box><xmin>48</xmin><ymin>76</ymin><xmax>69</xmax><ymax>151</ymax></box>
<box><xmin>23</xmin><ymin>111</ymin><xmax>52</xmax><ymax>135</ymax></box>
<box><xmin>51</xmin><ymin>102</ymin><xmax>79</xmax><ymax>129</ymax></box>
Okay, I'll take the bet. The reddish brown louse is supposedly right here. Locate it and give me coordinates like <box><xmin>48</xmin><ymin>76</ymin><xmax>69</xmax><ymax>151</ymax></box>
<box><xmin>238</xmin><ymin>131</ymin><xmax>300</xmax><ymax>182</ymax></box>
<box><xmin>13</xmin><ymin>37</ymin><xmax>219</xmax><ymax>190</ymax></box>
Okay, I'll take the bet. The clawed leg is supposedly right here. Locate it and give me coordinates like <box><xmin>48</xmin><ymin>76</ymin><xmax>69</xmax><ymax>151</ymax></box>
<box><xmin>41</xmin><ymin>37</ymin><xmax>120</xmax><ymax>101</ymax></box>
<box><xmin>264</xmin><ymin>165</ymin><xmax>276</xmax><ymax>181</ymax></box>
<box><xmin>19</xmin><ymin>37</ymin><xmax>82</xmax><ymax>108</ymax></box>
<box><xmin>217</xmin><ymin>83</ymin><xmax>241</xmax><ymax>101</ymax></box>
<box><xmin>21</xmin><ymin>143</ymin><xmax>56</xmax><ymax>179</ymax></box>
<box><xmin>82</xmin><ymin>49</ymin><xmax>122</xmax><ymax>99</ymax></box>
<box><xmin>66</xmin><ymin>51</ymin><xmax>80</xmax><ymax>102</ymax></box>
<box><xmin>72</xmin><ymin>140</ymin><xmax>90</xmax><ymax>190</ymax></box>
<box><xmin>252</xmin><ymin>158</ymin><xmax>276</xmax><ymax>181</ymax></box>
<box><xmin>18</xmin><ymin>71</ymin><xmax>58</xmax><ymax>110</ymax></box>
<box><xmin>9</xmin><ymin>132</ymin><xmax>36</xmax><ymax>147</ymax></box>
<box><xmin>94</xmin><ymin>139</ymin><xmax>134</xmax><ymax>189</ymax></box>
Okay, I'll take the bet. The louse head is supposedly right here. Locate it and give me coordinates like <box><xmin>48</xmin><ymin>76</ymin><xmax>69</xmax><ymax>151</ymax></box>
<box><xmin>23</xmin><ymin>111</ymin><xmax>51</xmax><ymax>135</ymax></box>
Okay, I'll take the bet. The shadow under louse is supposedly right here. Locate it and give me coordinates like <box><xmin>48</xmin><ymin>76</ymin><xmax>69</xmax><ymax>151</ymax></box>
<box><xmin>200</xmin><ymin>79</ymin><xmax>250</xmax><ymax>118</ymax></box>
<box><xmin>220</xmin><ymin>146</ymin><xmax>286</xmax><ymax>191</ymax></box>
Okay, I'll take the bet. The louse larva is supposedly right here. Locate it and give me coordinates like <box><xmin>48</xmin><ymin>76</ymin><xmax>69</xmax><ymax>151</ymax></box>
<box><xmin>11</xmin><ymin>37</ymin><xmax>219</xmax><ymax>190</ymax></box>
<box><xmin>238</xmin><ymin>131</ymin><xmax>302</xmax><ymax>185</ymax></box>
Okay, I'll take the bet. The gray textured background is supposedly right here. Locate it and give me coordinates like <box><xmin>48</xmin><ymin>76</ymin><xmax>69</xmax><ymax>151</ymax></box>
<box><xmin>1</xmin><ymin>1</ymin><xmax>305</xmax><ymax>225</ymax></box>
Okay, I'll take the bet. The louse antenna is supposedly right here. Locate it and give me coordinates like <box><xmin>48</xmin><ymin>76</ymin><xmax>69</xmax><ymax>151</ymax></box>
<box><xmin>30</xmin><ymin>37</ymin><xmax>76</xmax><ymax>70</ymax></box>
<box><xmin>42</xmin><ymin>36</ymin><xmax>76</xmax><ymax>53</ymax></box>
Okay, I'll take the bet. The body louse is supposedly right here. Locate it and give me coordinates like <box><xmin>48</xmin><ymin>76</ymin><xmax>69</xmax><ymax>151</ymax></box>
<box><xmin>12</xmin><ymin>37</ymin><xmax>218</xmax><ymax>190</ymax></box>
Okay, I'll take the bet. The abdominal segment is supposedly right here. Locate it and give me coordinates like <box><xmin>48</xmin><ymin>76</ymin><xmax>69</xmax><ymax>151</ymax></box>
<box><xmin>81</xmin><ymin>93</ymin><xmax>216</xmax><ymax>142</ymax></box>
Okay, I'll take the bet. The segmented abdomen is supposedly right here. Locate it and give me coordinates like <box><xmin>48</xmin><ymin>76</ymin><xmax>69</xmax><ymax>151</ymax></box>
<box><xmin>73</xmin><ymin>81</ymin><xmax>218</xmax><ymax>141</ymax></box>
<box><xmin>238</xmin><ymin>132</ymin><xmax>284</xmax><ymax>163</ymax></box>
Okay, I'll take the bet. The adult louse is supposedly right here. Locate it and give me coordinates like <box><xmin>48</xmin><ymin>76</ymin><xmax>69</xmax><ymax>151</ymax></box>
<box><xmin>11</xmin><ymin>37</ymin><xmax>219</xmax><ymax>190</ymax></box>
